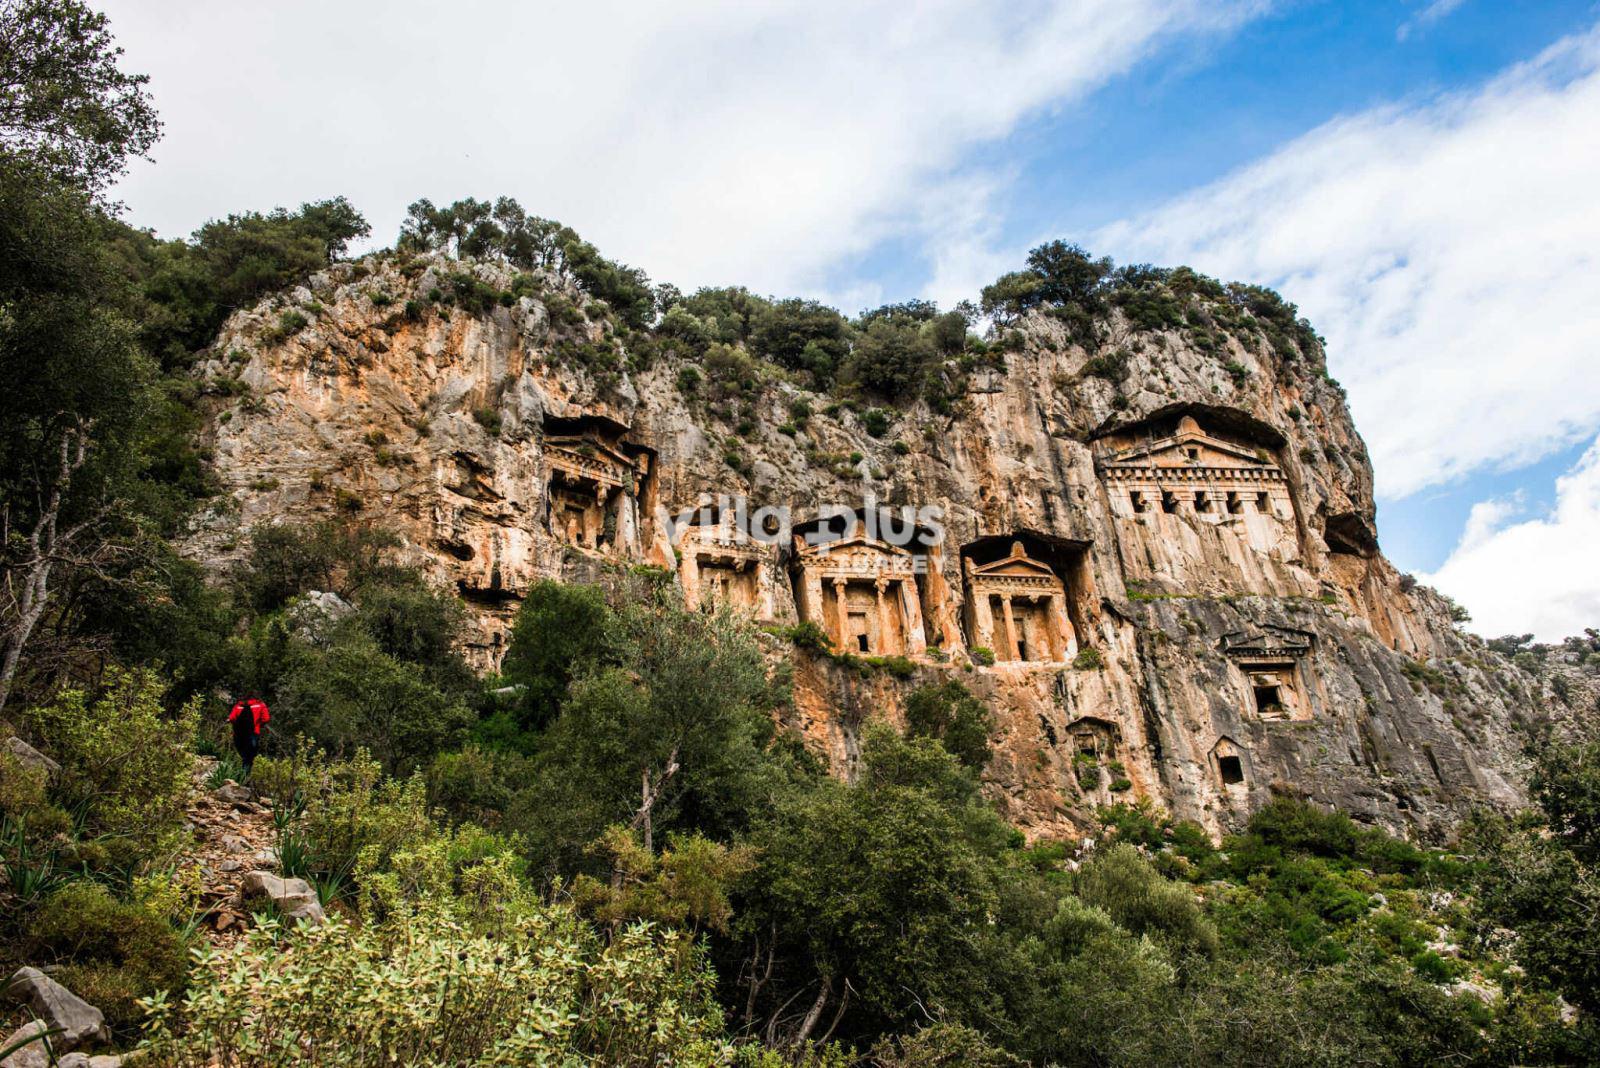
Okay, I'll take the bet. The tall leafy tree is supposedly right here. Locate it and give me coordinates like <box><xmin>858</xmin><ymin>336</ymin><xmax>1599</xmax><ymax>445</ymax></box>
<box><xmin>0</xmin><ymin>0</ymin><xmax>160</xmax><ymax>191</ymax></box>
<box><xmin>0</xmin><ymin>157</ymin><xmax>150</xmax><ymax>712</ymax></box>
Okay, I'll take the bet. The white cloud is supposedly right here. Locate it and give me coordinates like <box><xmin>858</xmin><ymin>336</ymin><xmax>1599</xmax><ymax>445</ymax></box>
<box><xmin>1097</xmin><ymin>25</ymin><xmax>1600</xmax><ymax>499</ymax></box>
<box><xmin>1423</xmin><ymin>435</ymin><xmax>1600</xmax><ymax>641</ymax></box>
<box><xmin>1397</xmin><ymin>0</ymin><xmax>1467</xmax><ymax>41</ymax></box>
<box><xmin>100</xmin><ymin>0</ymin><xmax>1258</xmax><ymax>299</ymax></box>
<box><xmin>1454</xmin><ymin>492</ymin><xmax>1524</xmax><ymax>554</ymax></box>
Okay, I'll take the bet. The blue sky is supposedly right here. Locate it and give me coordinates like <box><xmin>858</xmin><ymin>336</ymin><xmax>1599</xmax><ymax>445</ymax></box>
<box><xmin>103</xmin><ymin>0</ymin><xmax>1600</xmax><ymax>639</ymax></box>
<box><xmin>838</xmin><ymin>1</ymin><xmax>1600</xmax><ymax>306</ymax></box>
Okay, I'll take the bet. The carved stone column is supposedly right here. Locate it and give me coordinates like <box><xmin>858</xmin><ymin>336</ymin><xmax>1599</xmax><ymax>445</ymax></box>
<box><xmin>972</xmin><ymin>588</ymin><xmax>995</xmax><ymax>653</ymax></box>
<box><xmin>1000</xmin><ymin>594</ymin><xmax>1020</xmax><ymax>662</ymax></box>
<box><xmin>874</xmin><ymin>576</ymin><xmax>892</xmax><ymax>655</ymax></box>
<box><xmin>899</xmin><ymin>577</ymin><xmax>927</xmax><ymax>656</ymax></box>
<box><xmin>831</xmin><ymin>577</ymin><xmax>849</xmax><ymax>651</ymax></box>
<box><xmin>680</xmin><ymin>545</ymin><xmax>702</xmax><ymax>610</ymax></box>
<box><xmin>1050</xmin><ymin>591</ymin><xmax>1077</xmax><ymax>661</ymax></box>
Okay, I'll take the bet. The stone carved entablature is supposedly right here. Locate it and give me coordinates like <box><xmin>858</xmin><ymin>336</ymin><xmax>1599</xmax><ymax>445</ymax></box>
<box><xmin>799</xmin><ymin>536</ymin><xmax>920</xmax><ymax>581</ymax></box>
<box><xmin>1098</xmin><ymin>414</ymin><xmax>1287</xmax><ymax>485</ymax></box>
<box><xmin>1065</xmin><ymin>715</ymin><xmax>1122</xmax><ymax>748</ymax></box>
<box><xmin>1102</xmin><ymin>464</ymin><xmax>1285</xmax><ymax>485</ymax></box>
<box><xmin>1221</xmin><ymin>626</ymin><xmax>1316</xmax><ymax>721</ymax></box>
<box><xmin>684</xmin><ymin>528</ymin><xmax>767</xmax><ymax>567</ymax></box>
<box><xmin>678</xmin><ymin>518</ymin><xmax>777</xmax><ymax>619</ymax></box>
<box><xmin>1097</xmin><ymin>415</ymin><xmax>1296</xmax><ymax>521</ymax></box>
<box><xmin>544</xmin><ymin>438</ymin><xmax>637</xmax><ymax>490</ymax></box>
<box><xmin>541</xmin><ymin>415</ymin><xmax>657</xmax><ymax>555</ymax></box>
<box><xmin>1220</xmin><ymin>625</ymin><xmax>1314</xmax><ymax>662</ymax></box>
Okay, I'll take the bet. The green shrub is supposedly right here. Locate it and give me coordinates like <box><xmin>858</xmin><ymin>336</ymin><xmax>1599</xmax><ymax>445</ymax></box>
<box><xmin>870</xmin><ymin>1022</ymin><xmax>1022</xmax><ymax>1067</ymax></box>
<box><xmin>970</xmin><ymin>646</ymin><xmax>995</xmax><ymax>666</ymax></box>
<box><xmin>264</xmin><ymin>747</ymin><xmax>434</xmax><ymax>898</ymax></box>
<box><xmin>1072</xmin><ymin>647</ymin><xmax>1104</xmax><ymax>670</ymax></box>
<box><xmin>869</xmin><ymin>655</ymin><xmax>918</xmax><ymax>679</ymax></box>
<box><xmin>1074</xmin><ymin>843</ymin><xmax>1219</xmax><ymax>957</ymax></box>
<box><xmin>276</xmin><ymin>632</ymin><xmax>474</xmax><ymax>774</ymax></box>
<box><xmin>140</xmin><ymin>908</ymin><xmax>731</xmax><ymax>1066</ymax></box>
<box><xmin>24</xmin><ymin>667</ymin><xmax>198</xmax><ymax>861</ymax></box>
<box><xmin>205</xmin><ymin>753</ymin><xmax>246</xmax><ymax>789</ymax></box>
<box><xmin>783</xmin><ymin>620</ymin><xmax>833</xmax><ymax>653</ymax></box>
<box><xmin>1074</xmin><ymin>752</ymin><xmax>1101</xmax><ymax>792</ymax></box>
<box><xmin>472</xmin><ymin>406</ymin><xmax>502</xmax><ymax>435</ymax></box>
<box><xmin>425</xmin><ymin>745</ymin><xmax>530</xmax><ymax>827</ymax></box>
<box><xmin>33</xmin><ymin>883</ymin><xmax>188</xmax><ymax>1038</ymax></box>
<box><xmin>498</xmin><ymin>581</ymin><xmax>616</xmax><ymax>738</ymax></box>
<box><xmin>261</xmin><ymin>309</ymin><xmax>308</xmax><ymax>344</ymax></box>
<box><xmin>904</xmin><ymin>680</ymin><xmax>995</xmax><ymax>771</ymax></box>
<box><xmin>1083</xmin><ymin>349</ymin><xmax>1130</xmax><ymax>381</ymax></box>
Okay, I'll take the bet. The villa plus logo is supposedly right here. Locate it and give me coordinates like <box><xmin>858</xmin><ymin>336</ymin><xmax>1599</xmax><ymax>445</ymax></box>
<box><xmin>659</xmin><ymin>494</ymin><xmax>945</xmax><ymax>555</ymax></box>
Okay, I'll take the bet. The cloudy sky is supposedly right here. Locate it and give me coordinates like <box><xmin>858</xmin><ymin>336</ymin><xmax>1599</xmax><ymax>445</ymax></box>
<box><xmin>101</xmin><ymin>0</ymin><xmax>1600</xmax><ymax>641</ymax></box>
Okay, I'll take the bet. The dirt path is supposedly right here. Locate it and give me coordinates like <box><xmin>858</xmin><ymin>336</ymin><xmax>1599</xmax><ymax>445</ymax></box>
<box><xmin>183</xmin><ymin>759</ymin><xmax>278</xmax><ymax>946</ymax></box>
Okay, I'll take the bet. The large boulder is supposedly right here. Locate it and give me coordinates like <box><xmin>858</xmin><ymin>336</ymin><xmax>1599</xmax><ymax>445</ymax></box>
<box><xmin>3</xmin><ymin>968</ymin><xmax>108</xmax><ymax>1049</ymax></box>
<box><xmin>2</xmin><ymin>737</ymin><xmax>58</xmax><ymax>777</ymax></box>
<box><xmin>210</xmin><ymin>780</ymin><xmax>253</xmax><ymax>805</ymax></box>
<box><xmin>54</xmin><ymin>1053</ymin><xmax>126</xmax><ymax>1068</ymax></box>
<box><xmin>240</xmin><ymin>870</ymin><xmax>325</xmax><ymax>924</ymax></box>
<box><xmin>0</xmin><ymin>1020</ymin><xmax>51</xmax><ymax>1068</ymax></box>
<box><xmin>288</xmin><ymin>590</ymin><xmax>354</xmax><ymax>643</ymax></box>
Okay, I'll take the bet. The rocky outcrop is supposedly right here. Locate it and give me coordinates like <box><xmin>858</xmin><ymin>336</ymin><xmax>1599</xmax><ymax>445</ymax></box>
<box><xmin>2</xmin><ymin>968</ymin><xmax>109</xmax><ymax>1061</ymax></box>
<box><xmin>239</xmin><ymin>871</ymin><xmax>325</xmax><ymax>925</ymax></box>
<box><xmin>183</xmin><ymin>252</ymin><xmax>1590</xmax><ymax>839</ymax></box>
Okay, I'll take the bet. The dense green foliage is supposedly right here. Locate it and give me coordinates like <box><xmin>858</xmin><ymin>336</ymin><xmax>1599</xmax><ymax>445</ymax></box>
<box><xmin>902</xmin><ymin>679</ymin><xmax>995</xmax><ymax>770</ymax></box>
<box><xmin>1473</xmin><ymin>727</ymin><xmax>1600</xmax><ymax>1022</ymax></box>
<box><xmin>980</xmin><ymin>240</ymin><xmax>1323</xmax><ymax>361</ymax></box>
<box><xmin>0</xmin><ymin>0</ymin><xmax>160</xmax><ymax>191</ymax></box>
<box><xmin>109</xmin><ymin>196</ymin><xmax>369</xmax><ymax>367</ymax></box>
<box><xmin>399</xmin><ymin>196</ymin><xmax>654</xmax><ymax>328</ymax></box>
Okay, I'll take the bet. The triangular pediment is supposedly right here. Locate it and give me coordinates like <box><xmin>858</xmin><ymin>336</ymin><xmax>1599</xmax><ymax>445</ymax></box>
<box><xmin>1106</xmin><ymin>431</ymin><xmax>1268</xmax><ymax>468</ymax></box>
<box><xmin>1103</xmin><ymin>416</ymin><xmax>1274</xmax><ymax>470</ymax></box>
<box><xmin>801</xmin><ymin>531</ymin><xmax>913</xmax><ymax>560</ymax></box>
<box><xmin>546</xmin><ymin>436</ymin><xmax>634</xmax><ymax>472</ymax></box>
<box><xmin>1220</xmin><ymin>625</ymin><xmax>1314</xmax><ymax>659</ymax></box>
<box><xmin>973</xmin><ymin>554</ymin><xmax>1056</xmax><ymax>580</ymax></box>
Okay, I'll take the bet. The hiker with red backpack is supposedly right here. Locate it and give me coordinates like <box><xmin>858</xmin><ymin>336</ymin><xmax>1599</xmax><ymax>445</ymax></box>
<box><xmin>228</xmin><ymin>694</ymin><xmax>271</xmax><ymax>776</ymax></box>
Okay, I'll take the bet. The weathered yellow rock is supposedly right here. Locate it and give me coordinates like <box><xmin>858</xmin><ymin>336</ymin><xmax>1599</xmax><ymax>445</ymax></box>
<box><xmin>187</xmin><ymin>253</ymin><xmax>1571</xmax><ymax>840</ymax></box>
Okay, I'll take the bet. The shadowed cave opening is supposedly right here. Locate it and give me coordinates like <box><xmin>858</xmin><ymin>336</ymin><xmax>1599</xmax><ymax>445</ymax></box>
<box><xmin>1219</xmin><ymin>755</ymin><xmax>1245</xmax><ymax>785</ymax></box>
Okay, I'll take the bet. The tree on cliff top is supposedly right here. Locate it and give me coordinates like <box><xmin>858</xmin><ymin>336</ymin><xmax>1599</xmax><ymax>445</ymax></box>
<box><xmin>398</xmin><ymin>196</ymin><xmax>655</xmax><ymax>329</ymax></box>
<box><xmin>109</xmin><ymin>197</ymin><xmax>370</xmax><ymax>367</ymax></box>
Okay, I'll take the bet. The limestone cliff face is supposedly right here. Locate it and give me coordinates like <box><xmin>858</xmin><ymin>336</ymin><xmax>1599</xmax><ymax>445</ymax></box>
<box><xmin>187</xmin><ymin>252</ymin><xmax>1570</xmax><ymax>840</ymax></box>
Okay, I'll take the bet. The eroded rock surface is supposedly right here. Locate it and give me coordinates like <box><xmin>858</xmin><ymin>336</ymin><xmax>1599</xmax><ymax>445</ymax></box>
<box><xmin>184</xmin><ymin>253</ymin><xmax>1595</xmax><ymax>838</ymax></box>
<box><xmin>240</xmin><ymin>871</ymin><xmax>325</xmax><ymax>925</ymax></box>
<box><xmin>3</xmin><ymin>968</ymin><xmax>108</xmax><ymax>1050</ymax></box>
